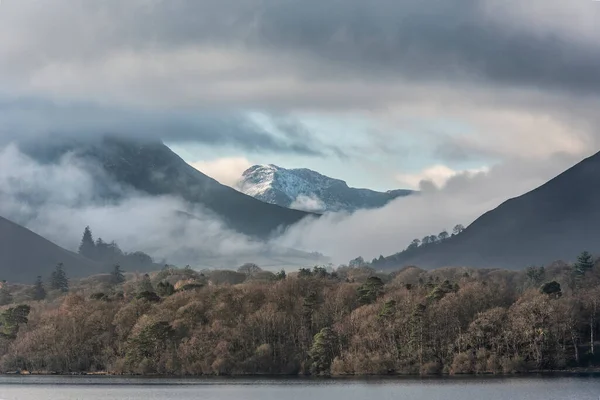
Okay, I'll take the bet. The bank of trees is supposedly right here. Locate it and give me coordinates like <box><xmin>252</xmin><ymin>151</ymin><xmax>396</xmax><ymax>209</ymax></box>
<box><xmin>2</xmin><ymin>254</ymin><xmax>600</xmax><ymax>376</ymax></box>
<box><xmin>370</xmin><ymin>224</ymin><xmax>466</xmax><ymax>268</ymax></box>
<box><xmin>78</xmin><ymin>226</ymin><xmax>154</xmax><ymax>268</ymax></box>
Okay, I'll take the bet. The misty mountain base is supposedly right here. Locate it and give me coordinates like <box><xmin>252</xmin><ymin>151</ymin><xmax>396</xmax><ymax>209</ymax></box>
<box><xmin>2</xmin><ymin>258</ymin><xmax>600</xmax><ymax>376</ymax></box>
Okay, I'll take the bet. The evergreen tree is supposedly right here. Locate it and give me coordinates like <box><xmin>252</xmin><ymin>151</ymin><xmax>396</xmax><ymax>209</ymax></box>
<box><xmin>575</xmin><ymin>251</ymin><xmax>594</xmax><ymax>276</ymax></box>
<box><xmin>111</xmin><ymin>265</ymin><xmax>126</xmax><ymax>284</ymax></box>
<box><xmin>32</xmin><ymin>276</ymin><xmax>46</xmax><ymax>300</ymax></box>
<box><xmin>156</xmin><ymin>281</ymin><xmax>175</xmax><ymax>297</ymax></box>
<box><xmin>379</xmin><ymin>299</ymin><xmax>397</xmax><ymax>319</ymax></box>
<box><xmin>309</xmin><ymin>327</ymin><xmax>338</xmax><ymax>375</ymax></box>
<box><xmin>50</xmin><ymin>263</ymin><xmax>69</xmax><ymax>292</ymax></box>
<box><xmin>125</xmin><ymin>321</ymin><xmax>174</xmax><ymax>368</ymax></box>
<box><xmin>0</xmin><ymin>282</ymin><xmax>13</xmax><ymax>306</ymax></box>
<box><xmin>78</xmin><ymin>226</ymin><xmax>96</xmax><ymax>259</ymax></box>
<box><xmin>0</xmin><ymin>305</ymin><xmax>31</xmax><ymax>338</ymax></box>
<box><xmin>357</xmin><ymin>276</ymin><xmax>385</xmax><ymax>305</ymax></box>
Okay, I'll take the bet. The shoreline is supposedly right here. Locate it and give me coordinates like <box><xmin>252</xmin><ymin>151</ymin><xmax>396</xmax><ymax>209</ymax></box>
<box><xmin>6</xmin><ymin>369</ymin><xmax>600</xmax><ymax>378</ymax></box>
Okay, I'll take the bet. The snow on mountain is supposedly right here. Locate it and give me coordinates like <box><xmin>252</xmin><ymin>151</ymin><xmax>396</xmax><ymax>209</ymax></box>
<box><xmin>237</xmin><ymin>164</ymin><xmax>413</xmax><ymax>212</ymax></box>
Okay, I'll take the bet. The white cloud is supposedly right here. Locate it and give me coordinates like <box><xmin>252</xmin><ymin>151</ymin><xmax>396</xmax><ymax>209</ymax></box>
<box><xmin>190</xmin><ymin>157</ymin><xmax>252</xmax><ymax>188</ymax></box>
<box><xmin>395</xmin><ymin>165</ymin><xmax>490</xmax><ymax>190</ymax></box>
<box><xmin>0</xmin><ymin>144</ymin><xmax>292</xmax><ymax>267</ymax></box>
<box><xmin>277</xmin><ymin>153</ymin><xmax>580</xmax><ymax>263</ymax></box>
<box><xmin>289</xmin><ymin>194</ymin><xmax>326</xmax><ymax>212</ymax></box>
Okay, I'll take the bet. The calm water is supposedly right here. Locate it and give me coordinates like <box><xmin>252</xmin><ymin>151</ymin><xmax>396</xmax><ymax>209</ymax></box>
<box><xmin>1</xmin><ymin>375</ymin><xmax>600</xmax><ymax>400</ymax></box>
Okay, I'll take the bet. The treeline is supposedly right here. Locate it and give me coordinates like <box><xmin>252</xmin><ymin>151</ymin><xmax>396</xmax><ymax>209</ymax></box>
<box><xmin>2</xmin><ymin>254</ymin><xmax>600</xmax><ymax>376</ymax></box>
<box><xmin>78</xmin><ymin>226</ymin><xmax>154</xmax><ymax>268</ymax></box>
<box><xmin>351</xmin><ymin>224</ymin><xmax>466</xmax><ymax>269</ymax></box>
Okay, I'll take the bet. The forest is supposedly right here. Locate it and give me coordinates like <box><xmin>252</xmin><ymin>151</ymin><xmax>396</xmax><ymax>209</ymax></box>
<box><xmin>1</xmin><ymin>252</ymin><xmax>600</xmax><ymax>376</ymax></box>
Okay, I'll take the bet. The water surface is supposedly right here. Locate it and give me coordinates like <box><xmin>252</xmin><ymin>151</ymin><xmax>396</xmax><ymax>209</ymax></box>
<box><xmin>1</xmin><ymin>375</ymin><xmax>599</xmax><ymax>400</ymax></box>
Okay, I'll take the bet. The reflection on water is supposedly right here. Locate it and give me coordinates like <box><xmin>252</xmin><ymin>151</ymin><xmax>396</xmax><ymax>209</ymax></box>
<box><xmin>1</xmin><ymin>375</ymin><xmax>600</xmax><ymax>400</ymax></box>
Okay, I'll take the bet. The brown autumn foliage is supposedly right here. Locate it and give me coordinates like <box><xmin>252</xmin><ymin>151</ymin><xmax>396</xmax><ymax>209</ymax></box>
<box><xmin>2</xmin><ymin>261</ymin><xmax>600</xmax><ymax>376</ymax></box>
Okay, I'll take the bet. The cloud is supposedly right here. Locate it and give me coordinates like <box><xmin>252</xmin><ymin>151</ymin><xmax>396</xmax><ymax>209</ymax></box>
<box><xmin>191</xmin><ymin>157</ymin><xmax>252</xmax><ymax>188</ymax></box>
<box><xmin>277</xmin><ymin>153</ymin><xmax>582</xmax><ymax>263</ymax></box>
<box><xmin>0</xmin><ymin>0</ymin><xmax>599</xmax><ymax>167</ymax></box>
<box><xmin>0</xmin><ymin>97</ymin><xmax>336</xmax><ymax>156</ymax></box>
<box><xmin>1</xmin><ymin>0</ymin><xmax>600</xmax><ymax>270</ymax></box>
<box><xmin>0</xmin><ymin>143</ymin><xmax>298</xmax><ymax>267</ymax></box>
<box><xmin>396</xmin><ymin>165</ymin><xmax>490</xmax><ymax>189</ymax></box>
<box><xmin>290</xmin><ymin>194</ymin><xmax>326</xmax><ymax>212</ymax></box>
<box><xmin>3</xmin><ymin>0</ymin><xmax>600</xmax><ymax>97</ymax></box>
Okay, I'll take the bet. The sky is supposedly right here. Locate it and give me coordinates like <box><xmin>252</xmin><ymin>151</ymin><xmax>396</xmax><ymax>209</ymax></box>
<box><xmin>1</xmin><ymin>1</ymin><xmax>600</xmax><ymax>264</ymax></box>
<box><xmin>2</xmin><ymin>0</ymin><xmax>599</xmax><ymax>192</ymax></box>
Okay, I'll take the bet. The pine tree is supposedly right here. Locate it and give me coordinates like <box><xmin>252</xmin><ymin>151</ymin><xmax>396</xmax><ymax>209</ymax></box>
<box><xmin>111</xmin><ymin>265</ymin><xmax>125</xmax><ymax>284</ymax></box>
<box><xmin>50</xmin><ymin>263</ymin><xmax>69</xmax><ymax>292</ymax></box>
<box><xmin>0</xmin><ymin>282</ymin><xmax>13</xmax><ymax>306</ymax></box>
<box><xmin>32</xmin><ymin>276</ymin><xmax>46</xmax><ymax>301</ymax></box>
<box><xmin>156</xmin><ymin>281</ymin><xmax>175</xmax><ymax>297</ymax></box>
<box><xmin>309</xmin><ymin>327</ymin><xmax>338</xmax><ymax>375</ymax></box>
<box><xmin>357</xmin><ymin>276</ymin><xmax>384</xmax><ymax>305</ymax></box>
<box><xmin>575</xmin><ymin>251</ymin><xmax>594</xmax><ymax>278</ymax></box>
<box><xmin>78</xmin><ymin>226</ymin><xmax>96</xmax><ymax>259</ymax></box>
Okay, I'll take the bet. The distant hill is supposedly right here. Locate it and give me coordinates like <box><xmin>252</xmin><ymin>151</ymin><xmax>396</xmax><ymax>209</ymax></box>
<box><xmin>238</xmin><ymin>164</ymin><xmax>413</xmax><ymax>212</ymax></box>
<box><xmin>0</xmin><ymin>215</ymin><xmax>102</xmax><ymax>283</ymax></box>
<box><xmin>376</xmin><ymin>151</ymin><xmax>600</xmax><ymax>270</ymax></box>
<box><xmin>24</xmin><ymin>137</ymin><xmax>315</xmax><ymax>238</ymax></box>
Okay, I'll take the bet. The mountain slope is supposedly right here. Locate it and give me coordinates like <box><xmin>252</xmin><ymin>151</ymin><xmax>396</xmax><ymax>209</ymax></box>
<box><xmin>25</xmin><ymin>137</ymin><xmax>314</xmax><ymax>238</ymax></box>
<box><xmin>238</xmin><ymin>164</ymin><xmax>413</xmax><ymax>212</ymax></box>
<box><xmin>0</xmin><ymin>216</ymin><xmax>101</xmax><ymax>283</ymax></box>
<box><xmin>378</xmin><ymin>151</ymin><xmax>600</xmax><ymax>270</ymax></box>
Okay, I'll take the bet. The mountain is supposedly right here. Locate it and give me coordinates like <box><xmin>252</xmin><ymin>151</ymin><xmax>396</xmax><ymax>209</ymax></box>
<box><xmin>0</xmin><ymin>215</ymin><xmax>102</xmax><ymax>283</ymax></box>
<box><xmin>376</xmin><ymin>151</ymin><xmax>600</xmax><ymax>270</ymax></box>
<box><xmin>238</xmin><ymin>164</ymin><xmax>413</xmax><ymax>212</ymax></box>
<box><xmin>24</xmin><ymin>137</ymin><xmax>314</xmax><ymax>238</ymax></box>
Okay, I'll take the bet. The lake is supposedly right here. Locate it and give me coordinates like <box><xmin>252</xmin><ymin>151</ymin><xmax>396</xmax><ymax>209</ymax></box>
<box><xmin>1</xmin><ymin>375</ymin><xmax>600</xmax><ymax>399</ymax></box>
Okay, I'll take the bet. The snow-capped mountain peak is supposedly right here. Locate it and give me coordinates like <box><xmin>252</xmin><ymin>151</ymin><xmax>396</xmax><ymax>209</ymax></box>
<box><xmin>237</xmin><ymin>164</ymin><xmax>413</xmax><ymax>212</ymax></box>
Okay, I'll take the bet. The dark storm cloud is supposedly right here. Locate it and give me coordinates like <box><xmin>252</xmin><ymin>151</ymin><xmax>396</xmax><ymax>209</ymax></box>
<box><xmin>4</xmin><ymin>0</ymin><xmax>600</xmax><ymax>95</ymax></box>
<box><xmin>15</xmin><ymin>0</ymin><xmax>597</xmax><ymax>94</ymax></box>
<box><xmin>256</xmin><ymin>1</ymin><xmax>600</xmax><ymax>94</ymax></box>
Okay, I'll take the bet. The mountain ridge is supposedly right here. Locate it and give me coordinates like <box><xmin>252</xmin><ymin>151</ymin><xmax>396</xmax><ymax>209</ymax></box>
<box><xmin>23</xmin><ymin>137</ymin><xmax>315</xmax><ymax>239</ymax></box>
<box><xmin>375</xmin><ymin>150</ymin><xmax>600</xmax><ymax>270</ymax></box>
<box><xmin>0</xmin><ymin>215</ymin><xmax>103</xmax><ymax>283</ymax></box>
<box><xmin>238</xmin><ymin>164</ymin><xmax>413</xmax><ymax>212</ymax></box>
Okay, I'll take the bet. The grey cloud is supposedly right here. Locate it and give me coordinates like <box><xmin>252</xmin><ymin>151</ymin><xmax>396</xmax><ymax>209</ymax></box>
<box><xmin>4</xmin><ymin>0</ymin><xmax>599</xmax><ymax>95</ymax></box>
<box><xmin>0</xmin><ymin>97</ymin><xmax>335</xmax><ymax>156</ymax></box>
<box><xmin>248</xmin><ymin>0</ymin><xmax>600</xmax><ymax>96</ymax></box>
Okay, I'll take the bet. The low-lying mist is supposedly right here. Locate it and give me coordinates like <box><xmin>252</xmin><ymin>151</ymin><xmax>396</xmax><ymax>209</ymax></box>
<box><xmin>276</xmin><ymin>152</ymin><xmax>583</xmax><ymax>263</ymax></box>
<box><xmin>0</xmin><ymin>143</ymin><xmax>267</xmax><ymax>267</ymax></box>
<box><xmin>0</xmin><ymin>140</ymin><xmax>584</xmax><ymax>268</ymax></box>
